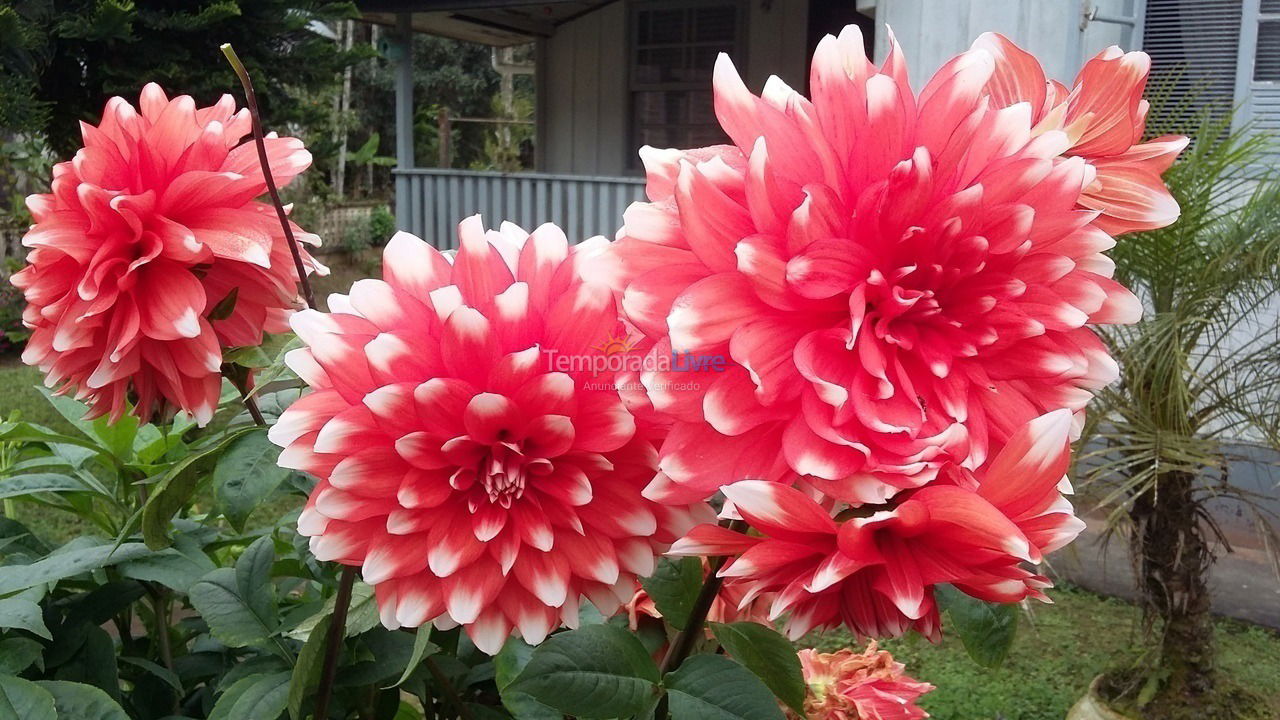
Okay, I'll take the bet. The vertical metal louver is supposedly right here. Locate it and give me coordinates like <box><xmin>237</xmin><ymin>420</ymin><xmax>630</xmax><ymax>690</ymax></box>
<box><xmin>1141</xmin><ymin>0</ymin><xmax>1244</xmax><ymax>130</ymax></box>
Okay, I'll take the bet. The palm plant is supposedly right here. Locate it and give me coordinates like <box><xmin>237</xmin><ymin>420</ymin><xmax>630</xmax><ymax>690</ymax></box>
<box><xmin>1080</xmin><ymin>99</ymin><xmax>1280</xmax><ymax>717</ymax></box>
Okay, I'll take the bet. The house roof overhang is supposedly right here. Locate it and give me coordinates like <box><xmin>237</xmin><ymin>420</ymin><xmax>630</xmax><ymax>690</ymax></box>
<box><xmin>356</xmin><ymin>0</ymin><xmax>618</xmax><ymax>46</ymax></box>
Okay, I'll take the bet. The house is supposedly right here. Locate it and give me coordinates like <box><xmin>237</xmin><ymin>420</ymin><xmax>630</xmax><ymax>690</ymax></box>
<box><xmin>356</xmin><ymin>0</ymin><xmax>1277</xmax><ymax>246</ymax></box>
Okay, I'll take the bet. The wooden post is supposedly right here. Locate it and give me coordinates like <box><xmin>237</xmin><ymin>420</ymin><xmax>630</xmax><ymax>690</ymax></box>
<box><xmin>437</xmin><ymin>108</ymin><xmax>452</xmax><ymax>168</ymax></box>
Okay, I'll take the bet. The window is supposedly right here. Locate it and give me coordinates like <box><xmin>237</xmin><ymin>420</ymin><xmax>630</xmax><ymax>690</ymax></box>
<box><xmin>1141</xmin><ymin>0</ymin><xmax>1243</xmax><ymax>126</ymax></box>
<box><xmin>1258</xmin><ymin>0</ymin><xmax>1280</xmax><ymax>82</ymax></box>
<box><xmin>1140</xmin><ymin>0</ymin><xmax>1280</xmax><ymax>136</ymax></box>
<box><xmin>629</xmin><ymin>1</ymin><xmax>745</xmax><ymax>155</ymax></box>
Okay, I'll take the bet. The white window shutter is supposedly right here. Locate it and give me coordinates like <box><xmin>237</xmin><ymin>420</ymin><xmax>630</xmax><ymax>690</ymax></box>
<box><xmin>1245</xmin><ymin>0</ymin><xmax>1280</xmax><ymax>136</ymax></box>
<box><xmin>1140</xmin><ymin>0</ymin><xmax>1244</xmax><ymax>129</ymax></box>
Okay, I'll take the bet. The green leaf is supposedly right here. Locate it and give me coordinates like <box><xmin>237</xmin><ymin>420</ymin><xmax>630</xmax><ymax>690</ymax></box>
<box><xmin>118</xmin><ymin>533</ymin><xmax>216</xmax><ymax>593</ymax></box>
<box><xmin>387</xmin><ymin>627</ymin><xmax>439</xmax><ymax>689</ymax></box>
<box><xmin>0</xmin><ymin>637</ymin><xmax>44</xmax><ymax>674</ymax></box>
<box><xmin>119</xmin><ymin>656</ymin><xmax>183</xmax><ymax>694</ymax></box>
<box><xmin>0</xmin><ymin>676</ymin><xmax>56</xmax><ymax>720</ymax></box>
<box><xmin>287</xmin><ymin>614</ymin><xmax>331</xmax><ymax>720</ymax></box>
<box><xmin>663</xmin><ymin>654</ymin><xmax>785</xmax><ymax>720</ymax></box>
<box><xmin>935</xmin><ymin>584</ymin><xmax>1018</xmax><ymax>668</ymax></box>
<box><xmin>142</xmin><ymin>426</ymin><xmax>255</xmax><ymax>549</ymax></box>
<box><xmin>38</xmin><ymin>388</ymin><xmax>138</xmax><ymax>460</ymax></box>
<box><xmin>709</xmin><ymin>622</ymin><xmax>805</xmax><ymax>714</ymax></box>
<box><xmin>0</xmin><ymin>596</ymin><xmax>51</xmax><ymax>640</ymax></box>
<box><xmin>214</xmin><ymin>429</ymin><xmax>291</xmax><ymax>531</ymax></box>
<box><xmin>188</xmin><ymin>538</ymin><xmax>281</xmax><ymax>650</ymax></box>
<box><xmin>286</xmin><ymin>579</ymin><xmax>378</xmax><ymax>641</ymax></box>
<box><xmin>34</xmin><ymin>680</ymin><xmax>129</xmax><ymax>720</ymax></box>
<box><xmin>0</xmin><ymin>541</ymin><xmax>151</xmax><ymax>595</ymax></box>
<box><xmin>208</xmin><ymin>287</ymin><xmax>240</xmax><ymax>322</ymax></box>
<box><xmin>494</xmin><ymin>636</ymin><xmax>561</xmax><ymax>720</ymax></box>
<box><xmin>639</xmin><ymin>556</ymin><xmax>704</xmax><ymax>630</ymax></box>
<box><xmin>507</xmin><ymin>624</ymin><xmax>661</xmax><ymax>719</ymax></box>
<box><xmin>209</xmin><ymin>671</ymin><xmax>291</xmax><ymax>720</ymax></box>
<box><xmin>0</xmin><ymin>473</ymin><xmax>91</xmax><ymax>500</ymax></box>
<box><xmin>0</xmin><ymin>423</ymin><xmax>112</xmax><ymax>463</ymax></box>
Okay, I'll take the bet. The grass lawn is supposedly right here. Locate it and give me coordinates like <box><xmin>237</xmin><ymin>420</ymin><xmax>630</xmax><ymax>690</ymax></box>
<box><xmin>804</xmin><ymin>584</ymin><xmax>1280</xmax><ymax>720</ymax></box>
<box><xmin>0</xmin><ymin>360</ymin><xmax>76</xmax><ymax>433</ymax></box>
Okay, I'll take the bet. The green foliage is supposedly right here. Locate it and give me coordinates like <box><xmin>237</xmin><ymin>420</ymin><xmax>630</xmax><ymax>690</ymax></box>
<box><xmin>664</xmin><ymin>654</ymin><xmax>784</xmax><ymax>720</ymax></box>
<box><xmin>507</xmin><ymin>624</ymin><xmax>662</xmax><ymax>718</ymax></box>
<box><xmin>934</xmin><ymin>584</ymin><xmax>1019</xmax><ymax>668</ymax></box>
<box><xmin>709</xmin><ymin>622</ymin><xmax>806</xmax><ymax>715</ymax></box>
<box><xmin>639</xmin><ymin>557</ymin><xmax>704</xmax><ymax>630</ymax></box>
<box><xmin>0</xmin><ymin>0</ymin><xmax>366</xmax><ymax>157</ymax></box>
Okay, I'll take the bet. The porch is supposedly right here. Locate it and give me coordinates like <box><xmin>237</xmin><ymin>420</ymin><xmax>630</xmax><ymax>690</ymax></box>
<box><xmin>358</xmin><ymin>0</ymin><xmax>833</xmax><ymax>246</ymax></box>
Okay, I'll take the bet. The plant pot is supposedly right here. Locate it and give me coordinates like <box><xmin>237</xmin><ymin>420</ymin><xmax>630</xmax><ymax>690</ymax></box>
<box><xmin>1067</xmin><ymin>675</ymin><xmax>1137</xmax><ymax>720</ymax></box>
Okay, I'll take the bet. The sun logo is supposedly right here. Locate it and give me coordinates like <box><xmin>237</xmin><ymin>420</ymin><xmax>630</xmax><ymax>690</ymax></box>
<box><xmin>593</xmin><ymin>332</ymin><xmax>637</xmax><ymax>355</ymax></box>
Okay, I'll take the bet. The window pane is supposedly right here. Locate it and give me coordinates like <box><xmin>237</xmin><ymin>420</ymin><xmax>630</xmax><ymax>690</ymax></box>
<box><xmin>636</xmin><ymin>47</ymin><xmax>687</xmax><ymax>83</ymax></box>
<box><xmin>645</xmin><ymin>9</ymin><xmax>687</xmax><ymax>44</ymax></box>
<box><xmin>1258</xmin><ymin>20</ymin><xmax>1280</xmax><ymax>81</ymax></box>
<box><xmin>693</xmin><ymin>5</ymin><xmax>736</xmax><ymax>42</ymax></box>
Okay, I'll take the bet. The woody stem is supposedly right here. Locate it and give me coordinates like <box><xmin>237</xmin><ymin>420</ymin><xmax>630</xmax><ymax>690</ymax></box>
<box><xmin>219</xmin><ymin>43</ymin><xmax>316</xmax><ymax>310</ymax></box>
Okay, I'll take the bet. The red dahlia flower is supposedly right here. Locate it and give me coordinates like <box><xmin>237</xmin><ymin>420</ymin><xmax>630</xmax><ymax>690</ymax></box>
<box><xmin>792</xmin><ymin>644</ymin><xmax>933</xmax><ymax>720</ymax></box>
<box><xmin>12</xmin><ymin>83</ymin><xmax>323</xmax><ymax>424</ymax></box>
<box><xmin>973</xmin><ymin>33</ymin><xmax>1188</xmax><ymax>235</ymax></box>
<box><xmin>270</xmin><ymin>217</ymin><xmax>711</xmax><ymax>653</ymax></box>
<box><xmin>600</xmin><ymin>26</ymin><xmax>1182</xmax><ymax>504</ymax></box>
<box><xmin>669</xmin><ymin>410</ymin><xmax>1083</xmax><ymax>640</ymax></box>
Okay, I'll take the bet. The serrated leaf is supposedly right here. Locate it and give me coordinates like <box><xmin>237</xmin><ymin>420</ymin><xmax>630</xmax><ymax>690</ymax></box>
<box><xmin>494</xmin><ymin>636</ymin><xmax>561</xmax><ymax>720</ymax></box>
<box><xmin>0</xmin><ymin>596</ymin><xmax>52</xmax><ymax>640</ymax></box>
<box><xmin>214</xmin><ymin>429</ymin><xmax>291</xmax><ymax>531</ymax></box>
<box><xmin>118</xmin><ymin>533</ymin><xmax>216</xmax><ymax>593</ymax></box>
<box><xmin>508</xmin><ymin>624</ymin><xmax>661</xmax><ymax>719</ymax></box>
<box><xmin>663</xmin><ymin>654</ymin><xmax>785</xmax><ymax>720</ymax></box>
<box><xmin>710</xmin><ymin>622</ymin><xmax>806</xmax><ymax>713</ymax></box>
<box><xmin>0</xmin><ymin>541</ymin><xmax>151</xmax><ymax>595</ymax></box>
<box><xmin>38</xmin><ymin>388</ymin><xmax>138</xmax><ymax>460</ymax></box>
<box><xmin>119</xmin><ymin>656</ymin><xmax>183</xmax><ymax>694</ymax></box>
<box><xmin>288</xmin><ymin>615</ymin><xmax>330</xmax><ymax>720</ymax></box>
<box><xmin>935</xmin><ymin>584</ymin><xmax>1018</xmax><ymax>668</ymax></box>
<box><xmin>142</xmin><ymin>426</ymin><xmax>255</xmax><ymax>549</ymax></box>
<box><xmin>188</xmin><ymin>538</ymin><xmax>281</xmax><ymax>651</ymax></box>
<box><xmin>209</xmin><ymin>671</ymin><xmax>291</xmax><ymax>720</ymax></box>
<box><xmin>0</xmin><ymin>473</ymin><xmax>91</xmax><ymax>500</ymax></box>
<box><xmin>0</xmin><ymin>676</ymin><xmax>56</xmax><ymax>720</ymax></box>
<box><xmin>0</xmin><ymin>637</ymin><xmax>44</xmax><ymax>674</ymax></box>
<box><xmin>639</xmin><ymin>556</ymin><xmax>704</xmax><ymax>630</ymax></box>
<box><xmin>34</xmin><ymin>680</ymin><xmax>130</xmax><ymax>720</ymax></box>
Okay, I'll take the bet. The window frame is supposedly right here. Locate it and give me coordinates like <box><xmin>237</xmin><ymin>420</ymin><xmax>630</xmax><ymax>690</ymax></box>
<box><xmin>625</xmin><ymin>0</ymin><xmax>749</xmax><ymax>169</ymax></box>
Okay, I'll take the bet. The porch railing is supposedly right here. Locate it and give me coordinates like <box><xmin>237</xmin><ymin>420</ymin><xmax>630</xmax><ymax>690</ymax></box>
<box><xmin>393</xmin><ymin>168</ymin><xmax>648</xmax><ymax>249</ymax></box>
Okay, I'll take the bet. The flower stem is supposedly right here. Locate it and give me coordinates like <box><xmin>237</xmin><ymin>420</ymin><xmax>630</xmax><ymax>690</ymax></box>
<box><xmin>222</xmin><ymin>364</ymin><xmax>266</xmax><ymax>426</ymax></box>
<box><xmin>658</xmin><ymin>518</ymin><xmax>748</xmax><ymax>675</ymax></box>
<box><xmin>219</xmin><ymin>43</ymin><xmax>316</xmax><ymax>310</ymax></box>
<box><xmin>313</xmin><ymin>565</ymin><xmax>358</xmax><ymax>720</ymax></box>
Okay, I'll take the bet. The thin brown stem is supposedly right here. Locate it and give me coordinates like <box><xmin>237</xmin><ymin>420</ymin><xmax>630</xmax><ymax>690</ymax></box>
<box><xmin>222</xmin><ymin>364</ymin><xmax>266</xmax><ymax>426</ymax></box>
<box><xmin>219</xmin><ymin>43</ymin><xmax>315</xmax><ymax>310</ymax></box>
<box><xmin>425</xmin><ymin>655</ymin><xmax>473</xmax><ymax>720</ymax></box>
<box><xmin>313</xmin><ymin>565</ymin><xmax>358</xmax><ymax>720</ymax></box>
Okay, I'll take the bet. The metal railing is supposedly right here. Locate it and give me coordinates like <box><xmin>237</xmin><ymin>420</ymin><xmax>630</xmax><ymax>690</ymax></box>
<box><xmin>393</xmin><ymin>168</ymin><xmax>647</xmax><ymax>249</ymax></box>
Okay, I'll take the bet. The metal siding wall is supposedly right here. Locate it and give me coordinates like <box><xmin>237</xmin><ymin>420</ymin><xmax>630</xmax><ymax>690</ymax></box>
<box><xmin>394</xmin><ymin>169</ymin><xmax>647</xmax><ymax>250</ymax></box>
<box><xmin>874</xmin><ymin>0</ymin><xmax>1141</xmax><ymax>85</ymax></box>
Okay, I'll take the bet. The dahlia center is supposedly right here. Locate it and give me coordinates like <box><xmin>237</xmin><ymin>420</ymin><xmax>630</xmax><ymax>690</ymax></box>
<box><xmin>862</xmin><ymin>266</ymin><xmax>952</xmax><ymax>349</ymax></box>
